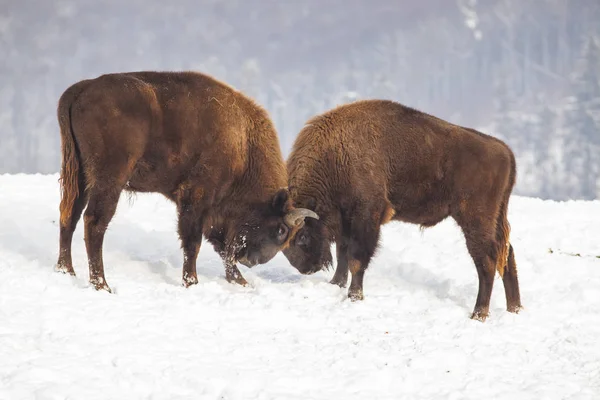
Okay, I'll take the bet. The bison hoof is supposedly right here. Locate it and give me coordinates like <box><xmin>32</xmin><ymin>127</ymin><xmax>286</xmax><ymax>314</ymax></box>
<box><xmin>507</xmin><ymin>304</ymin><xmax>523</xmax><ymax>314</ymax></box>
<box><xmin>90</xmin><ymin>277</ymin><xmax>112</xmax><ymax>293</ymax></box>
<box><xmin>348</xmin><ymin>289</ymin><xmax>364</xmax><ymax>301</ymax></box>
<box><xmin>182</xmin><ymin>273</ymin><xmax>198</xmax><ymax>288</ymax></box>
<box><xmin>227</xmin><ymin>275</ymin><xmax>249</xmax><ymax>287</ymax></box>
<box><xmin>55</xmin><ymin>263</ymin><xmax>76</xmax><ymax>276</ymax></box>
<box><xmin>470</xmin><ymin>310</ymin><xmax>488</xmax><ymax>322</ymax></box>
<box><xmin>329</xmin><ymin>276</ymin><xmax>348</xmax><ymax>288</ymax></box>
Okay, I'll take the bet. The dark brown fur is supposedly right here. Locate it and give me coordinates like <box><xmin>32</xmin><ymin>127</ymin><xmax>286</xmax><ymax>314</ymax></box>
<box><xmin>283</xmin><ymin>99</ymin><xmax>523</xmax><ymax>322</ymax></box>
<box><xmin>55</xmin><ymin>71</ymin><xmax>314</xmax><ymax>292</ymax></box>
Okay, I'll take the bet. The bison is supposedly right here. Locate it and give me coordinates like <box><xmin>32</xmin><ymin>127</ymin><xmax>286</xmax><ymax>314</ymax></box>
<box><xmin>283</xmin><ymin>99</ymin><xmax>522</xmax><ymax>321</ymax></box>
<box><xmin>55</xmin><ymin>71</ymin><xmax>318</xmax><ymax>292</ymax></box>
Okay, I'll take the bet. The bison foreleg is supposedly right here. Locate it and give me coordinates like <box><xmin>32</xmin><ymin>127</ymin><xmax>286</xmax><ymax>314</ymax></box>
<box><xmin>224</xmin><ymin>260</ymin><xmax>248</xmax><ymax>287</ymax></box>
<box><xmin>343</xmin><ymin>211</ymin><xmax>382</xmax><ymax>301</ymax></box>
<box><xmin>207</xmin><ymin>236</ymin><xmax>249</xmax><ymax>287</ymax></box>
<box><xmin>348</xmin><ymin>259</ymin><xmax>366</xmax><ymax>301</ymax></box>
<box><xmin>181</xmin><ymin>241</ymin><xmax>201</xmax><ymax>288</ymax></box>
<box><xmin>330</xmin><ymin>240</ymin><xmax>349</xmax><ymax>287</ymax></box>
<box><xmin>177</xmin><ymin>205</ymin><xmax>204</xmax><ymax>288</ymax></box>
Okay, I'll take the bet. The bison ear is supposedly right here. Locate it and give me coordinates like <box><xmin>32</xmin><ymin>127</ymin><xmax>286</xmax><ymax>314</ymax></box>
<box><xmin>272</xmin><ymin>187</ymin><xmax>291</xmax><ymax>213</ymax></box>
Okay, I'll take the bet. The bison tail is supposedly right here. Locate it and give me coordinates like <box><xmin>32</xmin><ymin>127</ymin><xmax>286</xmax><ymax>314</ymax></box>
<box><xmin>495</xmin><ymin>148</ymin><xmax>517</xmax><ymax>277</ymax></box>
<box><xmin>495</xmin><ymin>202</ymin><xmax>511</xmax><ymax>278</ymax></box>
<box><xmin>57</xmin><ymin>82</ymin><xmax>88</xmax><ymax>227</ymax></box>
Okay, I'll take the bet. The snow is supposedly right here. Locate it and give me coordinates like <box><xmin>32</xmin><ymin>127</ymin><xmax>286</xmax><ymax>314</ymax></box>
<box><xmin>1</xmin><ymin>173</ymin><xmax>599</xmax><ymax>400</ymax></box>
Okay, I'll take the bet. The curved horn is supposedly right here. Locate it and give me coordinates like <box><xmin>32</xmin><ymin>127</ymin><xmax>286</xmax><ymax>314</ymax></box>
<box><xmin>284</xmin><ymin>208</ymin><xmax>319</xmax><ymax>227</ymax></box>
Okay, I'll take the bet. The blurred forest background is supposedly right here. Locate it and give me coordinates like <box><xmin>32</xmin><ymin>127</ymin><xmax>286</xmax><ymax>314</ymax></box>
<box><xmin>1</xmin><ymin>0</ymin><xmax>599</xmax><ymax>200</ymax></box>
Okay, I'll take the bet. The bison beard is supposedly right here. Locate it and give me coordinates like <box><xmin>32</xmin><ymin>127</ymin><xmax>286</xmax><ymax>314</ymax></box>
<box><xmin>54</xmin><ymin>71</ymin><xmax>317</xmax><ymax>292</ymax></box>
<box><xmin>283</xmin><ymin>99</ymin><xmax>523</xmax><ymax>322</ymax></box>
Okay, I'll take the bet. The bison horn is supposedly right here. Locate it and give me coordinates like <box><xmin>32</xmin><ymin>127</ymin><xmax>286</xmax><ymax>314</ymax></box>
<box><xmin>284</xmin><ymin>208</ymin><xmax>319</xmax><ymax>227</ymax></box>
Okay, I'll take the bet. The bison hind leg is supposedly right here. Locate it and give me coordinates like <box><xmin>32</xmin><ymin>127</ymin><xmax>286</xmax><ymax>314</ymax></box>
<box><xmin>56</xmin><ymin>169</ymin><xmax>89</xmax><ymax>276</ymax></box>
<box><xmin>83</xmin><ymin>185</ymin><xmax>123</xmax><ymax>293</ymax></box>
<box><xmin>501</xmin><ymin>244</ymin><xmax>523</xmax><ymax>313</ymax></box>
<box><xmin>81</xmin><ymin>159</ymin><xmax>138</xmax><ymax>292</ymax></box>
<box><xmin>495</xmin><ymin>203</ymin><xmax>523</xmax><ymax>314</ymax></box>
<box><xmin>467</xmin><ymin>238</ymin><xmax>498</xmax><ymax>322</ymax></box>
<box><xmin>454</xmin><ymin>214</ymin><xmax>500</xmax><ymax>322</ymax></box>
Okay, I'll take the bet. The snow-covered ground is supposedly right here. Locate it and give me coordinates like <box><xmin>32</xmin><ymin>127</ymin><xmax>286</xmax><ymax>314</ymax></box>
<box><xmin>1</xmin><ymin>173</ymin><xmax>599</xmax><ymax>400</ymax></box>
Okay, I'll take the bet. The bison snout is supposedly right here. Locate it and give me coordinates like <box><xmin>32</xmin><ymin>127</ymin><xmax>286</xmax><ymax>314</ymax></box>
<box><xmin>239</xmin><ymin>249</ymin><xmax>278</xmax><ymax>268</ymax></box>
<box><xmin>294</xmin><ymin>264</ymin><xmax>321</xmax><ymax>275</ymax></box>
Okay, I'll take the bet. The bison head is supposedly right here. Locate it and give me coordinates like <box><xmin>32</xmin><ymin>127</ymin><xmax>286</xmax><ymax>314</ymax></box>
<box><xmin>236</xmin><ymin>188</ymin><xmax>319</xmax><ymax>268</ymax></box>
<box><xmin>281</xmin><ymin>198</ymin><xmax>333</xmax><ymax>274</ymax></box>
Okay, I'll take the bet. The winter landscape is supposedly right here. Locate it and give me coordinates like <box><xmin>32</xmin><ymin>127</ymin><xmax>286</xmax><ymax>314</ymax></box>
<box><xmin>3</xmin><ymin>0</ymin><xmax>600</xmax><ymax>201</ymax></box>
<box><xmin>1</xmin><ymin>174</ymin><xmax>599</xmax><ymax>399</ymax></box>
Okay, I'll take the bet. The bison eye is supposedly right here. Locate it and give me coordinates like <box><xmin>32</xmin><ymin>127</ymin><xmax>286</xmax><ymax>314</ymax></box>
<box><xmin>276</xmin><ymin>223</ymin><xmax>289</xmax><ymax>243</ymax></box>
<box><xmin>297</xmin><ymin>232</ymin><xmax>308</xmax><ymax>246</ymax></box>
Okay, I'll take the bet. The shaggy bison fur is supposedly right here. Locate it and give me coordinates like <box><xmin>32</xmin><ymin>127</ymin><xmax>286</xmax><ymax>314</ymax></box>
<box><xmin>283</xmin><ymin>99</ymin><xmax>522</xmax><ymax>321</ymax></box>
<box><xmin>55</xmin><ymin>71</ymin><xmax>317</xmax><ymax>292</ymax></box>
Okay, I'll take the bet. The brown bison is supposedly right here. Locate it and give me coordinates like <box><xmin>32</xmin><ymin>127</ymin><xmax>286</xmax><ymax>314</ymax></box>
<box><xmin>55</xmin><ymin>71</ymin><xmax>318</xmax><ymax>293</ymax></box>
<box><xmin>283</xmin><ymin>99</ymin><xmax>522</xmax><ymax>321</ymax></box>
